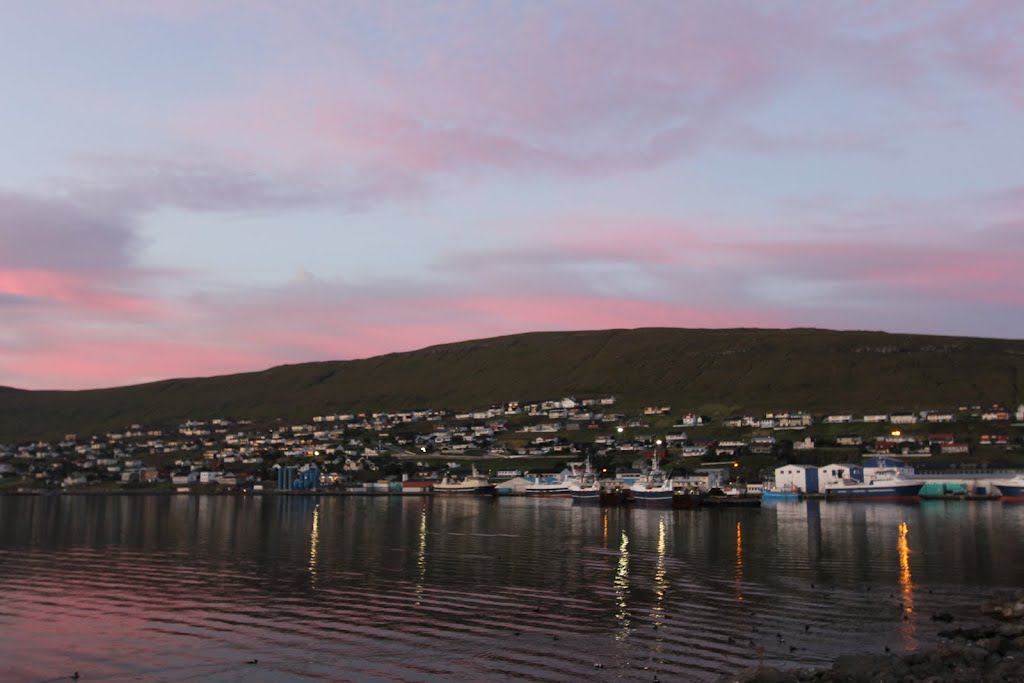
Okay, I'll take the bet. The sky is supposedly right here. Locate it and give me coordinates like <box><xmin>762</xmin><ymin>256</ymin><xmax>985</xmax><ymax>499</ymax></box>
<box><xmin>1</xmin><ymin>1</ymin><xmax>1023</xmax><ymax>390</ymax></box>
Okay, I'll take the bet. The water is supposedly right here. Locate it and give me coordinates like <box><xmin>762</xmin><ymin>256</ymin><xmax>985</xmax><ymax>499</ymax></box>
<box><xmin>1</xmin><ymin>495</ymin><xmax>1022</xmax><ymax>682</ymax></box>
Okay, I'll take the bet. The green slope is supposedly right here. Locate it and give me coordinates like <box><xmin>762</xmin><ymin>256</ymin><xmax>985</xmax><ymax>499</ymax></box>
<box><xmin>2</xmin><ymin>327</ymin><xmax>1022</xmax><ymax>442</ymax></box>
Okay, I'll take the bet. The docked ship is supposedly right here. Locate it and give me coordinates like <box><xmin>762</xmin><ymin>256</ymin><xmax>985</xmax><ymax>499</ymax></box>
<box><xmin>524</xmin><ymin>479</ymin><xmax>571</xmax><ymax>496</ymax></box>
<box><xmin>567</xmin><ymin>459</ymin><xmax>601</xmax><ymax>504</ymax></box>
<box><xmin>434</xmin><ymin>467</ymin><xmax>496</xmax><ymax>495</ymax></box>
<box><xmin>992</xmin><ymin>475</ymin><xmax>1024</xmax><ymax>501</ymax></box>
<box><xmin>761</xmin><ymin>484</ymin><xmax>803</xmax><ymax>502</ymax></box>
<box><xmin>630</xmin><ymin>455</ymin><xmax>674</xmax><ymax>506</ymax></box>
<box><xmin>823</xmin><ymin>469</ymin><xmax>922</xmax><ymax>501</ymax></box>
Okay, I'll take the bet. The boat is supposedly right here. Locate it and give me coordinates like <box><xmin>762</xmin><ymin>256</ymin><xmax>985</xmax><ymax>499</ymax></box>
<box><xmin>568</xmin><ymin>459</ymin><xmax>601</xmax><ymax>504</ymax></box>
<box><xmin>992</xmin><ymin>475</ymin><xmax>1024</xmax><ymax>501</ymax></box>
<box><xmin>524</xmin><ymin>473</ymin><xmax>571</xmax><ymax>496</ymax></box>
<box><xmin>761</xmin><ymin>484</ymin><xmax>803</xmax><ymax>502</ymax></box>
<box><xmin>630</xmin><ymin>453</ymin><xmax>674</xmax><ymax>506</ymax></box>
<box><xmin>568</xmin><ymin>459</ymin><xmax>627</xmax><ymax>505</ymax></box>
<box><xmin>701</xmin><ymin>487</ymin><xmax>762</xmax><ymax>507</ymax></box>
<box><xmin>671</xmin><ymin>483</ymin><xmax>703</xmax><ymax>509</ymax></box>
<box><xmin>524</xmin><ymin>481</ymin><xmax>571</xmax><ymax>496</ymax></box>
<box><xmin>823</xmin><ymin>468</ymin><xmax>922</xmax><ymax>501</ymax></box>
<box><xmin>434</xmin><ymin>467</ymin><xmax>496</xmax><ymax>495</ymax></box>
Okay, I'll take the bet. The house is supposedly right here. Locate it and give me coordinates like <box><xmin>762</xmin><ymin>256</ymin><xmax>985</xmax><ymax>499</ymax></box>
<box><xmin>890</xmin><ymin>413</ymin><xmax>918</xmax><ymax>425</ymax></box>
<box><xmin>863</xmin><ymin>414</ymin><xmax>889</xmax><ymax>423</ymax></box>
<box><xmin>749</xmin><ymin>436</ymin><xmax>776</xmax><ymax>454</ymax></box>
<box><xmin>980</xmin><ymin>434</ymin><xmax>1009</xmax><ymax>446</ymax></box>
<box><xmin>941</xmin><ymin>442</ymin><xmax>970</xmax><ymax>454</ymax></box>
<box><xmin>982</xmin><ymin>411</ymin><xmax>1011</xmax><ymax>422</ymax></box>
<box><xmin>836</xmin><ymin>434</ymin><xmax>863</xmax><ymax>446</ymax></box>
<box><xmin>773</xmin><ymin>465</ymin><xmax>819</xmax><ymax>493</ymax></box>
<box><xmin>818</xmin><ymin>463</ymin><xmax>864</xmax><ymax>488</ymax></box>
<box><xmin>923</xmin><ymin>412</ymin><xmax>955</xmax><ymax>423</ymax></box>
<box><xmin>824</xmin><ymin>414</ymin><xmax>853</xmax><ymax>424</ymax></box>
<box><xmin>792</xmin><ymin>437</ymin><xmax>815</xmax><ymax>450</ymax></box>
<box><xmin>643</xmin><ymin>406</ymin><xmax>671</xmax><ymax>415</ymax></box>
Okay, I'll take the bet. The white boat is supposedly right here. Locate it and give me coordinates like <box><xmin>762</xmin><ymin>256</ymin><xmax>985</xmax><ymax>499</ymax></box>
<box><xmin>824</xmin><ymin>468</ymin><xmax>922</xmax><ymax>501</ymax></box>
<box><xmin>434</xmin><ymin>467</ymin><xmax>495</xmax><ymax>495</ymax></box>
<box><xmin>524</xmin><ymin>478</ymin><xmax>571</xmax><ymax>496</ymax></box>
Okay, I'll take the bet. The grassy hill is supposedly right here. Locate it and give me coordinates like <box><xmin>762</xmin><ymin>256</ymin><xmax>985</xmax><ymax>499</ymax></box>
<box><xmin>2</xmin><ymin>327</ymin><xmax>1023</xmax><ymax>442</ymax></box>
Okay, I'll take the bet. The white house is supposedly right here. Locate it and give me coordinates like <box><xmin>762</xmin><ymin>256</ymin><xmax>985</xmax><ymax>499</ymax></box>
<box><xmin>818</xmin><ymin>463</ymin><xmax>864</xmax><ymax>488</ymax></box>
<box><xmin>773</xmin><ymin>465</ymin><xmax>819</xmax><ymax>493</ymax></box>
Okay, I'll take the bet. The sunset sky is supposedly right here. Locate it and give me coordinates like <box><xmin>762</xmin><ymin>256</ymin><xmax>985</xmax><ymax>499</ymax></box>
<box><xmin>2</xmin><ymin>1</ymin><xmax>1022</xmax><ymax>390</ymax></box>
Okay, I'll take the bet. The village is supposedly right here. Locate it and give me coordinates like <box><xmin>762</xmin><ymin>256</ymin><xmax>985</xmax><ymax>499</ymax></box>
<box><xmin>1</xmin><ymin>396</ymin><xmax>1022</xmax><ymax>494</ymax></box>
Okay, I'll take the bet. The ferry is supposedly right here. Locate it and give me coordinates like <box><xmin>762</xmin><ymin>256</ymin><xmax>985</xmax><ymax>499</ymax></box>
<box><xmin>992</xmin><ymin>475</ymin><xmax>1024</xmax><ymax>501</ymax></box>
<box><xmin>434</xmin><ymin>467</ymin><xmax>496</xmax><ymax>495</ymax></box>
<box><xmin>824</xmin><ymin>469</ymin><xmax>922</xmax><ymax>501</ymax></box>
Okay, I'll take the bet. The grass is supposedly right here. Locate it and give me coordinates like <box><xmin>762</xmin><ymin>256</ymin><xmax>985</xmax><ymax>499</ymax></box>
<box><xmin>2</xmin><ymin>327</ymin><xmax>1023</xmax><ymax>442</ymax></box>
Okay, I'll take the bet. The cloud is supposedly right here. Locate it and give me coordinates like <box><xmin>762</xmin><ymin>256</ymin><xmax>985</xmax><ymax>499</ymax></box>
<box><xmin>0</xmin><ymin>190</ymin><xmax>136</xmax><ymax>271</ymax></box>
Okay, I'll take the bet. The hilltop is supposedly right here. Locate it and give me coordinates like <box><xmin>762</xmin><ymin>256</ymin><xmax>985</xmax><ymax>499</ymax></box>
<box><xmin>1</xmin><ymin>327</ymin><xmax>1022</xmax><ymax>442</ymax></box>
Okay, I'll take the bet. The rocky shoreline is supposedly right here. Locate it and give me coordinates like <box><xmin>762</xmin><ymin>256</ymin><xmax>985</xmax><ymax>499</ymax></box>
<box><xmin>723</xmin><ymin>594</ymin><xmax>1024</xmax><ymax>682</ymax></box>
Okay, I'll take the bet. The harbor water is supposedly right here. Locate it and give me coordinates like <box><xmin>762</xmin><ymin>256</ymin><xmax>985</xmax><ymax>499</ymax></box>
<box><xmin>1</xmin><ymin>495</ymin><xmax>1022</xmax><ymax>681</ymax></box>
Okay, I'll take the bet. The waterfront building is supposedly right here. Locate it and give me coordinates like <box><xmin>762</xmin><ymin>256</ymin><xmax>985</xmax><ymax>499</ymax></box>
<box><xmin>818</xmin><ymin>463</ymin><xmax>863</xmax><ymax>488</ymax></box>
<box><xmin>774</xmin><ymin>465</ymin><xmax>819</xmax><ymax>493</ymax></box>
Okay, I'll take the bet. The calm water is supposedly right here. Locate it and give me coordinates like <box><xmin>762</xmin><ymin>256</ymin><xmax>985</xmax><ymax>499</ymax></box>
<box><xmin>1</xmin><ymin>495</ymin><xmax>1022</xmax><ymax>682</ymax></box>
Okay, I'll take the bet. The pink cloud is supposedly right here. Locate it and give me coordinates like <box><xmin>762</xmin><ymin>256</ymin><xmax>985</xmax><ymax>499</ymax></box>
<box><xmin>0</xmin><ymin>269</ymin><xmax>162</xmax><ymax>316</ymax></box>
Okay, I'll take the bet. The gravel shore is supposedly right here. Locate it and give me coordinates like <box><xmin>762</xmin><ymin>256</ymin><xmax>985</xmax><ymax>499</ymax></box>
<box><xmin>721</xmin><ymin>593</ymin><xmax>1024</xmax><ymax>682</ymax></box>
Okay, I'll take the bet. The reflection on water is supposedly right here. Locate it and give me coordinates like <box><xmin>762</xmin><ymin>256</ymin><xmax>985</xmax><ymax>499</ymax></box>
<box><xmin>653</xmin><ymin>517</ymin><xmax>668</xmax><ymax>620</ymax></box>
<box><xmin>308</xmin><ymin>503</ymin><xmax>320</xmax><ymax>586</ymax></box>
<box><xmin>0</xmin><ymin>496</ymin><xmax>1022</xmax><ymax>682</ymax></box>
<box><xmin>898</xmin><ymin>520</ymin><xmax>916</xmax><ymax>649</ymax></box>
<box><xmin>614</xmin><ymin>529</ymin><xmax>631</xmax><ymax>639</ymax></box>
<box><xmin>735</xmin><ymin>520</ymin><xmax>744</xmax><ymax>602</ymax></box>
<box><xmin>415</xmin><ymin>507</ymin><xmax>428</xmax><ymax>605</ymax></box>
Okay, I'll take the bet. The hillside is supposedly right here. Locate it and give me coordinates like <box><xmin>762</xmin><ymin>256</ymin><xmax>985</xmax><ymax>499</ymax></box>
<box><xmin>1</xmin><ymin>327</ymin><xmax>1023</xmax><ymax>442</ymax></box>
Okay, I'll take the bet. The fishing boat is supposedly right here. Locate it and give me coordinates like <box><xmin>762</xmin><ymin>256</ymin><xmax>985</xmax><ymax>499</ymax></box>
<box><xmin>671</xmin><ymin>483</ymin><xmax>703</xmax><ymax>509</ymax></box>
<box><xmin>761</xmin><ymin>484</ymin><xmax>803</xmax><ymax>502</ymax></box>
<box><xmin>524</xmin><ymin>479</ymin><xmax>571</xmax><ymax>496</ymax></box>
<box><xmin>823</xmin><ymin>468</ymin><xmax>922</xmax><ymax>502</ymax></box>
<box><xmin>568</xmin><ymin>459</ymin><xmax>601</xmax><ymax>504</ymax></box>
<box><xmin>630</xmin><ymin>453</ymin><xmax>673</xmax><ymax>506</ymax></box>
<box><xmin>434</xmin><ymin>467</ymin><xmax>496</xmax><ymax>495</ymax></box>
<box><xmin>992</xmin><ymin>475</ymin><xmax>1024</xmax><ymax>501</ymax></box>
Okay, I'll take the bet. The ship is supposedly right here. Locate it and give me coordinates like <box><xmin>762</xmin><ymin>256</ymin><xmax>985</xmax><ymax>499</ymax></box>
<box><xmin>992</xmin><ymin>475</ymin><xmax>1024</xmax><ymax>501</ymax></box>
<box><xmin>630</xmin><ymin>452</ymin><xmax>674</xmax><ymax>506</ymax></box>
<box><xmin>823</xmin><ymin>468</ymin><xmax>922</xmax><ymax>502</ymax></box>
<box><xmin>434</xmin><ymin>467</ymin><xmax>496</xmax><ymax>495</ymax></box>
<box><xmin>761</xmin><ymin>484</ymin><xmax>803</xmax><ymax>502</ymax></box>
<box><xmin>567</xmin><ymin>459</ymin><xmax>601</xmax><ymax>504</ymax></box>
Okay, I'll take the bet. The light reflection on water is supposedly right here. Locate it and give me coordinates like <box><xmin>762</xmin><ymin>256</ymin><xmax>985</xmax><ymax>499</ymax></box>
<box><xmin>0</xmin><ymin>495</ymin><xmax>1022</xmax><ymax>682</ymax></box>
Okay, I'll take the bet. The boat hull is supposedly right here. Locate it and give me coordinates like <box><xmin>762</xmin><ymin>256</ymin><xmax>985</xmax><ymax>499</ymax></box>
<box><xmin>824</xmin><ymin>482</ymin><xmax>921</xmax><ymax>501</ymax></box>
<box><xmin>672</xmin><ymin>491</ymin><xmax>702</xmax><ymax>510</ymax></box>
<box><xmin>570</xmin><ymin>489</ymin><xmax>601</xmax><ymax>504</ymax></box>
<box><xmin>434</xmin><ymin>485</ymin><xmax>496</xmax><ymax>495</ymax></box>
<box><xmin>762</xmin><ymin>490</ymin><xmax>802</xmax><ymax>502</ymax></box>
<box><xmin>632</xmin><ymin>489</ymin><xmax>674</xmax><ymax>506</ymax></box>
<box><xmin>994</xmin><ymin>482</ymin><xmax>1024</xmax><ymax>502</ymax></box>
<box><xmin>525</xmin><ymin>486</ymin><xmax>571</xmax><ymax>497</ymax></box>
